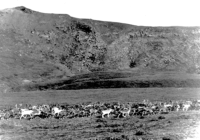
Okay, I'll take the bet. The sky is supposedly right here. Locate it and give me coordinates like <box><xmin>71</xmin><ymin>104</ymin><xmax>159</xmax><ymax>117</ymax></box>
<box><xmin>0</xmin><ymin>0</ymin><xmax>200</xmax><ymax>27</ymax></box>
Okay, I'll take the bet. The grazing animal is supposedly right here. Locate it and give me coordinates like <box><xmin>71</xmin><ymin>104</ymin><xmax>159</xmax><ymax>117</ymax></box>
<box><xmin>52</xmin><ymin>107</ymin><xmax>64</xmax><ymax>116</ymax></box>
<box><xmin>174</xmin><ymin>104</ymin><xmax>181</xmax><ymax>112</ymax></box>
<box><xmin>159</xmin><ymin>107</ymin><xmax>167</xmax><ymax>113</ymax></box>
<box><xmin>42</xmin><ymin>104</ymin><xmax>50</xmax><ymax>109</ymax></box>
<box><xmin>143</xmin><ymin>107</ymin><xmax>154</xmax><ymax>115</ymax></box>
<box><xmin>182</xmin><ymin>104</ymin><xmax>191</xmax><ymax>111</ymax></box>
<box><xmin>151</xmin><ymin>105</ymin><xmax>159</xmax><ymax>113</ymax></box>
<box><xmin>142</xmin><ymin>99</ymin><xmax>150</xmax><ymax>105</ymax></box>
<box><xmin>119</xmin><ymin>105</ymin><xmax>132</xmax><ymax>117</ymax></box>
<box><xmin>163</xmin><ymin>103</ymin><xmax>173</xmax><ymax>108</ymax></box>
<box><xmin>32</xmin><ymin>107</ymin><xmax>42</xmax><ymax>117</ymax></box>
<box><xmin>32</xmin><ymin>105</ymin><xmax>38</xmax><ymax>110</ymax></box>
<box><xmin>102</xmin><ymin>108</ymin><xmax>114</xmax><ymax>118</ymax></box>
<box><xmin>0</xmin><ymin>111</ymin><xmax>6</xmax><ymax>120</ymax></box>
<box><xmin>11</xmin><ymin>107</ymin><xmax>20</xmax><ymax>118</ymax></box>
<box><xmin>185</xmin><ymin>101</ymin><xmax>192</xmax><ymax>105</ymax></box>
<box><xmin>163</xmin><ymin>103</ymin><xmax>173</xmax><ymax>111</ymax></box>
<box><xmin>84</xmin><ymin>104</ymin><xmax>93</xmax><ymax>108</ymax></box>
<box><xmin>194</xmin><ymin>102</ymin><xmax>200</xmax><ymax>110</ymax></box>
<box><xmin>89</xmin><ymin>108</ymin><xmax>98</xmax><ymax>116</ymax></box>
<box><xmin>20</xmin><ymin>109</ymin><xmax>34</xmax><ymax>119</ymax></box>
<box><xmin>16</xmin><ymin>104</ymin><xmax>27</xmax><ymax>109</ymax></box>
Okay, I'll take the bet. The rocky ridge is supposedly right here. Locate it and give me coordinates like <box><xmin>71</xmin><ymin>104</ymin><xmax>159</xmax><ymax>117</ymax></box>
<box><xmin>0</xmin><ymin>6</ymin><xmax>200</xmax><ymax>92</ymax></box>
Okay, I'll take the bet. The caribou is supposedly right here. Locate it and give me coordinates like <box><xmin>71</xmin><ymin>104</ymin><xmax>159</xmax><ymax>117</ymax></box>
<box><xmin>182</xmin><ymin>104</ymin><xmax>191</xmax><ymax>111</ymax></box>
<box><xmin>52</xmin><ymin>107</ymin><xmax>65</xmax><ymax>117</ymax></box>
<box><xmin>119</xmin><ymin>105</ymin><xmax>132</xmax><ymax>117</ymax></box>
<box><xmin>1</xmin><ymin>99</ymin><xmax>200</xmax><ymax>120</ymax></box>
<box><xmin>20</xmin><ymin>109</ymin><xmax>34</xmax><ymax>120</ymax></box>
<box><xmin>101</xmin><ymin>108</ymin><xmax>114</xmax><ymax>118</ymax></box>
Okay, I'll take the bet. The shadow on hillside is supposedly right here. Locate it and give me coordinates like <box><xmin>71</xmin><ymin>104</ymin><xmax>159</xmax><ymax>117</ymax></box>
<box><xmin>14</xmin><ymin>71</ymin><xmax>200</xmax><ymax>92</ymax></box>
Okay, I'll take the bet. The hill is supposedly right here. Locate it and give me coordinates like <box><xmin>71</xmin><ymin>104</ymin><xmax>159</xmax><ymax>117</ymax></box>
<box><xmin>0</xmin><ymin>6</ymin><xmax>200</xmax><ymax>92</ymax></box>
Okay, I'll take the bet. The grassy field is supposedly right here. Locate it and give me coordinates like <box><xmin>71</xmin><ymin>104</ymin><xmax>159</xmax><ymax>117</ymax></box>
<box><xmin>1</xmin><ymin>88</ymin><xmax>200</xmax><ymax>140</ymax></box>
<box><xmin>1</xmin><ymin>88</ymin><xmax>200</xmax><ymax>107</ymax></box>
<box><xmin>0</xmin><ymin>110</ymin><xmax>200</xmax><ymax>140</ymax></box>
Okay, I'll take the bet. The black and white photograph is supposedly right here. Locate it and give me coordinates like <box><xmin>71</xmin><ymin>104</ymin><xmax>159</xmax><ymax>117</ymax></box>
<box><xmin>0</xmin><ymin>0</ymin><xmax>200</xmax><ymax>139</ymax></box>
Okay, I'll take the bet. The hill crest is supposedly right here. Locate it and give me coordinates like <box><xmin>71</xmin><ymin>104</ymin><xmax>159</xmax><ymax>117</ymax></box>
<box><xmin>0</xmin><ymin>6</ymin><xmax>200</xmax><ymax>92</ymax></box>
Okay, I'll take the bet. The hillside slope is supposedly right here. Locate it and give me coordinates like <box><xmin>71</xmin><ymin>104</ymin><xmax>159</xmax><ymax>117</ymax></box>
<box><xmin>0</xmin><ymin>6</ymin><xmax>200</xmax><ymax>92</ymax></box>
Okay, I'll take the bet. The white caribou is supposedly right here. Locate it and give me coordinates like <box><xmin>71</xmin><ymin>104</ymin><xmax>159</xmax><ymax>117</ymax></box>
<box><xmin>52</xmin><ymin>107</ymin><xmax>65</xmax><ymax>117</ymax></box>
<box><xmin>20</xmin><ymin>109</ymin><xmax>34</xmax><ymax>119</ymax></box>
<box><xmin>119</xmin><ymin>105</ymin><xmax>132</xmax><ymax>117</ymax></box>
<box><xmin>101</xmin><ymin>108</ymin><xmax>114</xmax><ymax>118</ymax></box>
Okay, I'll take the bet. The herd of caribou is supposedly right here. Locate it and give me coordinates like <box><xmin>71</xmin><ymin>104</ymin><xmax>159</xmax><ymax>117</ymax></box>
<box><xmin>0</xmin><ymin>99</ymin><xmax>200</xmax><ymax>120</ymax></box>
